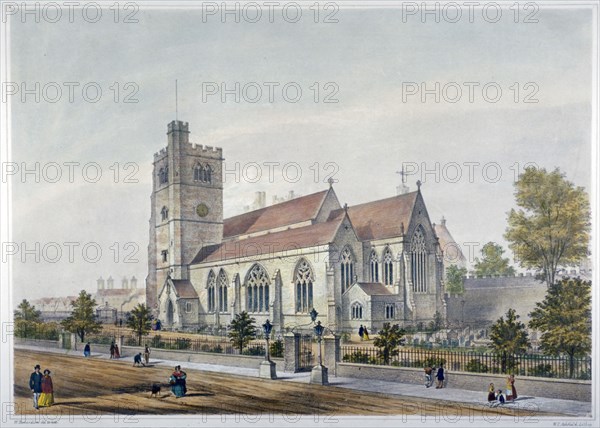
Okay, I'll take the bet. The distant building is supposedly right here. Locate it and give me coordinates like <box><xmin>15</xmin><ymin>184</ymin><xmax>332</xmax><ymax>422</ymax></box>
<box><xmin>95</xmin><ymin>275</ymin><xmax>144</xmax><ymax>319</ymax></box>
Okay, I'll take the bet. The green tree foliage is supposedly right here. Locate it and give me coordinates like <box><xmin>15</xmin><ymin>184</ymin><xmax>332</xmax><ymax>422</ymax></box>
<box><xmin>126</xmin><ymin>303</ymin><xmax>153</xmax><ymax>346</ymax></box>
<box><xmin>528</xmin><ymin>277</ymin><xmax>591</xmax><ymax>378</ymax></box>
<box><xmin>373</xmin><ymin>323</ymin><xmax>406</xmax><ymax>365</ymax></box>
<box><xmin>473</xmin><ymin>242</ymin><xmax>516</xmax><ymax>277</ymax></box>
<box><xmin>228</xmin><ymin>311</ymin><xmax>257</xmax><ymax>353</ymax></box>
<box><xmin>60</xmin><ymin>290</ymin><xmax>102</xmax><ymax>342</ymax></box>
<box><xmin>505</xmin><ymin>167</ymin><xmax>590</xmax><ymax>287</ymax></box>
<box><xmin>445</xmin><ymin>265</ymin><xmax>467</xmax><ymax>295</ymax></box>
<box><xmin>489</xmin><ymin>308</ymin><xmax>530</xmax><ymax>374</ymax></box>
<box><xmin>14</xmin><ymin>299</ymin><xmax>42</xmax><ymax>338</ymax></box>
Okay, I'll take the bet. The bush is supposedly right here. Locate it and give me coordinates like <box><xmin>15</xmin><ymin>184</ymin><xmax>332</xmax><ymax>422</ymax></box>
<box><xmin>242</xmin><ymin>345</ymin><xmax>265</xmax><ymax>356</ymax></box>
<box><xmin>342</xmin><ymin>350</ymin><xmax>374</xmax><ymax>364</ymax></box>
<box><xmin>211</xmin><ymin>344</ymin><xmax>224</xmax><ymax>354</ymax></box>
<box><xmin>151</xmin><ymin>335</ymin><xmax>162</xmax><ymax>348</ymax></box>
<box><xmin>270</xmin><ymin>339</ymin><xmax>284</xmax><ymax>358</ymax></box>
<box><xmin>423</xmin><ymin>356</ymin><xmax>446</xmax><ymax>368</ymax></box>
<box><xmin>174</xmin><ymin>338</ymin><xmax>191</xmax><ymax>350</ymax></box>
<box><xmin>465</xmin><ymin>358</ymin><xmax>489</xmax><ymax>373</ymax></box>
<box><xmin>530</xmin><ymin>363</ymin><xmax>554</xmax><ymax>378</ymax></box>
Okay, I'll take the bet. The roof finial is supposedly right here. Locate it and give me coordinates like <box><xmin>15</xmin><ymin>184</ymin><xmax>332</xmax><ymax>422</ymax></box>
<box><xmin>343</xmin><ymin>203</ymin><xmax>348</xmax><ymax>212</ymax></box>
<box><xmin>328</xmin><ymin>177</ymin><xmax>334</xmax><ymax>188</ymax></box>
<box><xmin>416</xmin><ymin>180</ymin><xmax>422</xmax><ymax>191</ymax></box>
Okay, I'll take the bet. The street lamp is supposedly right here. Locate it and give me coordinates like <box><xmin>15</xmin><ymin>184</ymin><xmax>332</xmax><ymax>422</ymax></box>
<box><xmin>314</xmin><ymin>321</ymin><xmax>325</xmax><ymax>366</ymax></box>
<box><xmin>262</xmin><ymin>319</ymin><xmax>273</xmax><ymax>361</ymax></box>
<box><xmin>258</xmin><ymin>319</ymin><xmax>277</xmax><ymax>380</ymax></box>
<box><xmin>309</xmin><ymin>313</ymin><xmax>329</xmax><ymax>385</ymax></box>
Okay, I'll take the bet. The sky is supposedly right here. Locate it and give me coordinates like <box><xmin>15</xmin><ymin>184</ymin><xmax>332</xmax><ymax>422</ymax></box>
<box><xmin>4</xmin><ymin>2</ymin><xmax>594</xmax><ymax>302</ymax></box>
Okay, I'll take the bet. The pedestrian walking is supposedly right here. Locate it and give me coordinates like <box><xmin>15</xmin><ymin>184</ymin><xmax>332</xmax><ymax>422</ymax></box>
<box><xmin>38</xmin><ymin>369</ymin><xmax>54</xmax><ymax>408</ymax></box>
<box><xmin>114</xmin><ymin>343</ymin><xmax>121</xmax><ymax>358</ymax></box>
<box><xmin>83</xmin><ymin>342</ymin><xmax>91</xmax><ymax>357</ymax></box>
<box><xmin>358</xmin><ymin>325</ymin><xmax>364</xmax><ymax>341</ymax></box>
<box><xmin>29</xmin><ymin>364</ymin><xmax>43</xmax><ymax>410</ymax></box>
<box><xmin>169</xmin><ymin>365</ymin><xmax>187</xmax><ymax>398</ymax></box>
<box><xmin>424</xmin><ymin>366</ymin><xmax>434</xmax><ymax>388</ymax></box>
<box><xmin>363</xmin><ymin>326</ymin><xmax>370</xmax><ymax>341</ymax></box>
<box><xmin>144</xmin><ymin>345</ymin><xmax>151</xmax><ymax>365</ymax></box>
<box><xmin>435</xmin><ymin>363</ymin><xmax>445</xmax><ymax>389</ymax></box>
<box><xmin>110</xmin><ymin>341</ymin><xmax>115</xmax><ymax>359</ymax></box>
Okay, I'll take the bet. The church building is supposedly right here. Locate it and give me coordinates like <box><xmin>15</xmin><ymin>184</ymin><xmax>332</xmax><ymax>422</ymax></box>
<box><xmin>146</xmin><ymin>120</ymin><xmax>448</xmax><ymax>334</ymax></box>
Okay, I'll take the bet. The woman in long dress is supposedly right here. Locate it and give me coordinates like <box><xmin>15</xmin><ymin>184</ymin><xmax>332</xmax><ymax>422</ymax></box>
<box><xmin>144</xmin><ymin>345</ymin><xmax>151</xmax><ymax>365</ymax></box>
<box><xmin>169</xmin><ymin>365</ymin><xmax>187</xmax><ymax>398</ymax></box>
<box><xmin>508</xmin><ymin>374</ymin><xmax>517</xmax><ymax>400</ymax></box>
<box><xmin>114</xmin><ymin>344</ymin><xmax>121</xmax><ymax>359</ymax></box>
<box><xmin>38</xmin><ymin>370</ymin><xmax>54</xmax><ymax>407</ymax></box>
<box><xmin>487</xmin><ymin>383</ymin><xmax>496</xmax><ymax>402</ymax></box>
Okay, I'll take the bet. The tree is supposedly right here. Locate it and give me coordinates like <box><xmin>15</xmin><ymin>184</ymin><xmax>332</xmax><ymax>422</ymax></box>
<box><xmin>445</xmin><ymin>265</ymin><xmax>467</xmax><ymax>295</ymax></box>
<box><xmin>228</xmin><ymin>311</ymin><xmax>257</xmax><ymax>353</ymax></box>
<box><xmin>126</xmin><ymin>304</ymin><xmax>153</xmax><ymax>346</ymax></box>
<box><xmin>14</xmin><ymin>299</ymin><xmax>42</xmax><ymax>337</ymax></box>
<box><xmin>489</xmin><ymin>308</ymin><xmax>530</xmax><ymax>373</ymax></box>
<box><xmin>427</xmin><ymin>311</ymin><xmax>445</xmax><ymax>332</ymax></box>
<box><xmin>528</xmin><ymin>277</ymin><xmax>591</xmax><ymax>378</ymax></box>
<box><xmin>505</xmin><ymin>167</ymin><xmax>590</xmax><ymax>287</ymax></box>
<box><xmin>373</xmin><ymin>323</ymin><xmax>406</xmax><ymax>365</ymax></box>
<box><xmin>60</xmin><ymin>290</ymin><xmax>102</xmax><ymax>342</ymax></box>
<box><xmin>473</xmin><ymin>242</ymin><xmax>515</xmax><ymax>277</ymax></box>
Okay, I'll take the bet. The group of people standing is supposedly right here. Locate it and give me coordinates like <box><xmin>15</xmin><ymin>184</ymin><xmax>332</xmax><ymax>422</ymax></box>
<box><xmin>487</xmin><ymin>375</ymin><xmax>518</xmax><ymax>405</ymax></box>
<box><xmin>29</xmin><ymin>365</ymin><xmax>54</xmax><ymax>409</ymax></box>
<box><xmin>358</xmin><ymin>325</ymin><xmax>370</xmax><ymax>341</ymax></box>
<box><xmin>423</xmin><ymin>364</ymin><xmax>445</xmax><ymax>388</ymax></box>
<box><xmin>109</xmin><ymin>341</ymin><xmax>121</xmax><ymax>359</ymax></box>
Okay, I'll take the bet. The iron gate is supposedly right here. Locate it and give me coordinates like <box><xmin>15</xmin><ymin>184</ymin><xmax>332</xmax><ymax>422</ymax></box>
<box><xmin>297</xmin><ymin>334</ymin><xmax>315</xmax><ymax>371</ymax></box>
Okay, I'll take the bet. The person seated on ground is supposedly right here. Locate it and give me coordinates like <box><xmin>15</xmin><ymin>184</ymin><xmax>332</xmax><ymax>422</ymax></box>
<box><xmin>496</xmin><ymin>389</ymin><xmax>505</xmax><ymax>405</ymax></box>
<box><xmin>133</xmin><ymin>353</ymin><xmax>145</xmax><ymax>367</ymax></box>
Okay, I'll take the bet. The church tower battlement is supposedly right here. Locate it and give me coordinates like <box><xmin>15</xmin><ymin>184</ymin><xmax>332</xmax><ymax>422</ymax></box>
<box><xmin>146</xmin><ymin>120</ymin><xmax>224</xmax><ymax>313</ymax></box>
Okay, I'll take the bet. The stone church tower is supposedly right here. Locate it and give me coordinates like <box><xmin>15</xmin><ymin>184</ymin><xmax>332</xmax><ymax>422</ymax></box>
<box><xmin>146</xmin><ymin>120</ymin><xmax>224</xmax><ymax>313</ymax></box>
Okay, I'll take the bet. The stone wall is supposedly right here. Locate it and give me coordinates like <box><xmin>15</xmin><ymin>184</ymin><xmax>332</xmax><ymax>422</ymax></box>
<box><xmin>446</xmin><ymin>276</ymin><xmax>546</xmax><ymax>326</ymax></box>
<box><xmin>336</xmin><ymin>363</ymin><xmax>591</xmax><ymax>402</ymax></box>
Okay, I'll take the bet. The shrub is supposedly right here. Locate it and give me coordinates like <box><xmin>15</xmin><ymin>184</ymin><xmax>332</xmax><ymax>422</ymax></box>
<box><xmin>270</xmin><ymin>339</ymin><xmax>284</xmax><ymax>358</ymax></box>
<box><xmin>465</xmin><ymin>358</ymin><xmax>489</xmax><ymax>373</ymax></box>
<box><xmin>423</xmin><ymin>356</ymin><xmax>446</xmax><ymax>368</ymax></box>
<box><xmin>530</xmin><ymin>363</ymin><xmax>554</xmax><ymax>378</ymax></box>
<box><xmin>242</xmin><ymin>345</ymin><xmax>265</xmax><ymax>356</ymax></box>
<box><xmin>342</xmin><ymin>350</ymin><xmax>373</xmax><ymax>364</ymax></box>
<box><xmin>151</xmin><ymin>335</ymin><xmax>162</xmax><ymax>348</ymax></box>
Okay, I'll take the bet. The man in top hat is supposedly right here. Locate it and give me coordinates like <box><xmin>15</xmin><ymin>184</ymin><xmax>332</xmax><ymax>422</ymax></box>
<box><xmin>29</xmin><ymin>364</ymin><xmax>43</xmax><ymax>409</ymax></box>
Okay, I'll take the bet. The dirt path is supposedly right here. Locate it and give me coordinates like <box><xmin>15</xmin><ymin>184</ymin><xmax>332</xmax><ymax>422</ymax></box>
<box><xmin>14</xmin><ymin>349</ymin><xmax>554</xmax><ymax>417</ymax></box>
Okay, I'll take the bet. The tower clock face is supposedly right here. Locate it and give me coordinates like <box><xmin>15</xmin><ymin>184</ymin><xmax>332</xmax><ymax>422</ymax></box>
<box><xmin>196</xmin><ymin>203</ymin><xmax>209</xmax><ymax>218</ymax></box>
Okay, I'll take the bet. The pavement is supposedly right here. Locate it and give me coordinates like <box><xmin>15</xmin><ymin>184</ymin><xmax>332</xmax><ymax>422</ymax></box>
<box><xmin>14</xmin><ymin>343</ymin><xmax>592</xmax><ymax>418</ymax></box>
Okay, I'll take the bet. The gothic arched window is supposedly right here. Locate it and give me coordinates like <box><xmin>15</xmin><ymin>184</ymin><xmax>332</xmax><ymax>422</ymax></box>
<box><xmin>340</xmin><ymin>247</ymin><xmax>354</xmax><ymax>293</ymax></box>
<box><xmin>385</xmin><ymin>304</ymin><xmax>396</xmax><ymax>319</ymax></box>
<box><xmin>369</xmin><ymin>250</ymin><xmax>379</xmax><ymax>283</ymax></box>
<box><xmin>218</xmin><ymin>269</ymin><xmax>228</xmax><ymax>313</ymax></box>
<box><xmin>411</xmin><ymin>226</ymin><xmax>427</xmax><ymax>293</ymax></box>
<box><xmin>351</xmin><ymin>302</ymin><xmax>363</xmax><ymax>320</ymax></box>
<box><xmin>207</xmin><ymin>270</ymin><xmax>216</xmax><ymax>313</ymax></box>
<box><xmin>194</xmin><ymin>164</ymin><xmax>204</xmax><ymax>182</ymax></box>
<box><xmin>158</xmin><ymin>167</ymin><xmax>169</xmax><ymax>185</ymax></box>
<box><xmin>383</xmin><ymin>247</ymin><xmax>394</xmax><ymax>285</ymax></box>
<box><xmin>294</xmin><ymin>259</ymin><xmax>314</xmax><ymax>313</ymax></box>
<box><xmin>245</xmin><ymin>264</ymin><xmax>270</xmax><ymax>313</ymax></box>
<box><xmin>194</xmin><ymin>163</ymin><xmax>212</xmax><ymax>184</ymax></box>
<box><xmin>160</xmin><ymin>206</ymin><xmax>168</xmax><ymax>221</ymax></box>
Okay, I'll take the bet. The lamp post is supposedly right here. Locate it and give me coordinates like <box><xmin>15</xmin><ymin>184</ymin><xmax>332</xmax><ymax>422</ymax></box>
<box><xmin>309</xmin><ymin>308</ymin><xmax>329</xmax><ymax>385</ymax></box>
<box><xmin>259</xmin><ymin>319</ymin><xmax>277</xmax><ymax>379</ymax></box>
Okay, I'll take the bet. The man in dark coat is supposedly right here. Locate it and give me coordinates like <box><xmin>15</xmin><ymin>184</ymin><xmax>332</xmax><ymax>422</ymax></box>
<box><xmin>29</xmin><ymin>364</ymin><xmax>43</xmax><ymax>409</ymax></box>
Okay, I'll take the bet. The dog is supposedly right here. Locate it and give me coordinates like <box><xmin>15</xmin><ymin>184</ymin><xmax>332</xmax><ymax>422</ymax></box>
<box><xmin>150</xmin><ymin>383</ymin><xmax>161</xmax><ymax>398</ymax></box>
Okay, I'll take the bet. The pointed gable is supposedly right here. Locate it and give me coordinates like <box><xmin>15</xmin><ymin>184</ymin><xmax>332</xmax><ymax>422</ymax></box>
<box><xmin>344</xmin><ymin>191</ymin><xmax>418</xmax><ymax>241</ymax></box>
<box><xmin>223</xmin><ymin>189</ymin><xmax>332</xmax><ymax>240</ymax></box>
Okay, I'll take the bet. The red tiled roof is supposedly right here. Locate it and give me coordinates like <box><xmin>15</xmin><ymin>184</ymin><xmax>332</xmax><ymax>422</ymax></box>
<box><xmin>223</xmin><ymin>190</ymin><xmax>329</xmax><ymax>239</ymax></box>
<box><xmin>194</xmin><ymin>210</ymin><xmax>345</xmax><ymax>264</ymax></box>
<box><xmin>355</xmin><ymin>282</ymin><xmax>393</xmax><ymax>295</ymax></box>
<box><xmin>171</xmin><ymin>279</ymin><xmax>199</xmax><ymax>299</ymax></box>
<box><xmin>341</xmin><ymin>192</ymin><xmax>418</xmax><ymax>241</ymax></box>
